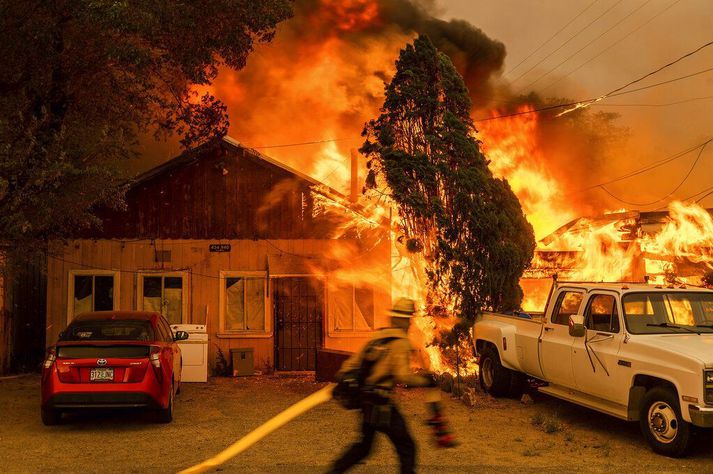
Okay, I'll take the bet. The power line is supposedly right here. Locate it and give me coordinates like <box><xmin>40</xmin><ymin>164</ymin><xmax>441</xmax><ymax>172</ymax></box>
<box><xmin>503</xmin><ymin>0</ymin><xmax>600</xmax><ymax>77</ymax></box>
<box><xmin>518</xmin><ymin>0</ymin><xmax>651</xmax><ymax>92</ymax></box>
<box><xmin>602</xmin><ymin>40</ymin><xmax>713</xmax><ymax>99</ymax></box>
<box><xmin>509</xmin><ymin>0</ymin><xmax>624</xmax><ymax>86</ymax></box>
<box><xmin>556</xmin><ymin>41</ymin><xmax>713</xmax><ymax>116</ymax></box>
<box><xmin>597</xmin><ymin>141</ymin><xmax>709</xmax><ymax>206</ymax></box>
<box><xmin>653</xmin><ymin>184</ymin><xmax>713</xmax><ymax>210</ymax></box>
<box><xmin>475</xmin><ymin>64</ymin><xmax>713</xmax><ymax>122</ymax></box>
<box><xmin>590</xmin><ymin>94</ymin><xmax>713</xmax><ymax>107</ymax></box>
<box><xmin>583</xmin><ymin>137</ymin><xmax>713</xmax><ymax>191</ymax></box>
<box><xmin>251</xmin><ymin>137</ymin><xmax>360</xmax><ymax>149</ymax></box>
<box><xmin>541</xmin><ymin>0</ymin><xmax>683</xmax><ymax>93</ymax></box>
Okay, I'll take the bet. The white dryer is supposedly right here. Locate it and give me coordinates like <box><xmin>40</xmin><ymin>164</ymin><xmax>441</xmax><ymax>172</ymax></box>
<box><xmin>171</xmin><ymin>324</ymin><xmax>208</xmax><ymax>382</ymax></box>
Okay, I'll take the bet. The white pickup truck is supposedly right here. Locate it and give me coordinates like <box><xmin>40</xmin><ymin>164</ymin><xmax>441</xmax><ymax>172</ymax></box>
<box><xmin>473</xmin><ymin>281</ymin><xmax>713</xmax><ymax>457</ymax></box>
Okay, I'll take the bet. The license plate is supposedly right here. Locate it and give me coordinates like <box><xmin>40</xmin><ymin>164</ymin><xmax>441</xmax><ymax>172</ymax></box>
<box><xmin>90</xmin><ymin>368</ymin><xmax>114</xmax><ymax>382</ymax></box>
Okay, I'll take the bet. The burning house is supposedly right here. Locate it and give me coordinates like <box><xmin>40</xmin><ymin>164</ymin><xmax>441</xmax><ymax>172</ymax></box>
<box><xmin>521</xmin><ymin>204</ymin><xmax>713</xmax><ymax>311</ymax></box>
<box><xmin>44</xmin><ymin>137</ymin><xmax>391</xmax><ymax>374</ymax></box>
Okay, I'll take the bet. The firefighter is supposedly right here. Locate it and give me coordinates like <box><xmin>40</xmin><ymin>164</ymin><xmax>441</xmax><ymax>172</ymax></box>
<box><xmin>329</xmin><ymin>297</ymin><xmax>437</xmax><ymax>474</ymax></box>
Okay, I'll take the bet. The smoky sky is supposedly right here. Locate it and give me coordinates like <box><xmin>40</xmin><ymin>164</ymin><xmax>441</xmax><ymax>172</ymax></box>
<box><xmin>295</xmin><ymin>0</ymin><xmax>508</xmax><ymax>107</ymax></box>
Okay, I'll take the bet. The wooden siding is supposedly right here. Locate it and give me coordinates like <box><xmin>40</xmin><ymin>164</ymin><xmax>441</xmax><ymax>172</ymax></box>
<box><xmin>0</xmin><ymin>271</ymin><xmax>8</xmax><ymax>374</ymax></box>
<box><xmin>93</xmin><ymin>141</ymin><xmax>341</xmax><ymax>240</ymax></box>
<box><xmin>46</xmin><ymin>238</ymin><xmax>391</xmax><ymax>372</ymax></box>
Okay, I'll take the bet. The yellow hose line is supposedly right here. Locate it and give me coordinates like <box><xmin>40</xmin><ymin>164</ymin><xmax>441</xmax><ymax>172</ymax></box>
<box><xmin>178</xmin><ymin>383</ymin><xmax>336</xmax><ymax>474</ymax></box>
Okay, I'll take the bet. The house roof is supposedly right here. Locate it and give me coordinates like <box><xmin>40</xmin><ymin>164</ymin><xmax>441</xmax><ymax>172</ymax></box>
<box><xmin>133</xmin><ymin>136</ymin><xmax>345</xmax><ymax>200</ymax></box>
<box><xmin>129</xmin><ymin>136</ymin><xmax>384</xmax><ymax>227</ymax></box>
<box><xmin>540</xmin><ymin>208</ymin><xmax>713</xmax><ymax>246</ymax></box>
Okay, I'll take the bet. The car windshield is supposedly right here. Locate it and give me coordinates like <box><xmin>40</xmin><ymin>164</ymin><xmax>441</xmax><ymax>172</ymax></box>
<box><xmin>622</xmin><ymin>292</ymin><xmax>713</xmax><ymax>334</ymax></box>
<box><xmin>60</xmin><ymin>319</ymin><xmax>155</xmax><ymax>341</ymax></box>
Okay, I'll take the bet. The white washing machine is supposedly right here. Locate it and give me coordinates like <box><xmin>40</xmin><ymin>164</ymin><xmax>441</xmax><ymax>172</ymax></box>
<box><xmin>171</xmin><ymin>324</ymin><xmax>208</xmax><ymax>382</ymax></box>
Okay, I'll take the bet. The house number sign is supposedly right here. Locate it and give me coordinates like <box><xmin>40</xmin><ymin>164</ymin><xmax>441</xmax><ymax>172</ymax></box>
<box><xmin>209</xmin><ymin>244</ymin><xmax>231</xmax><ymax>252</ymax></box>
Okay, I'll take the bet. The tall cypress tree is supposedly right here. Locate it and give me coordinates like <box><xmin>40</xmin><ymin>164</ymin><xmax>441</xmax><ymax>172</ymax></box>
<box><xmin>362</xmin><ymin>35</ymin><xmax>535</xmax><ymax>348</ymax></box>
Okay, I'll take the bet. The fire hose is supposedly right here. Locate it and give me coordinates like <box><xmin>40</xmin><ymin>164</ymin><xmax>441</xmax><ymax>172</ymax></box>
<box><xmin>178</xmin><ymin>383</ymin><xmax>336</xmax><ymax>474</ymax></box>
<box><xmin>178</xmin><ymin>384</ymin><xmax>454</xmax><ymax>473</ymax></box>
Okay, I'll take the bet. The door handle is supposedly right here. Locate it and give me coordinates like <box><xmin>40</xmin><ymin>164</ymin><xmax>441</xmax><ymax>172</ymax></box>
<box><xmin>544</xmin><ymin>327</ymin><xmax>554</xmax><ymax>332</ymax></box>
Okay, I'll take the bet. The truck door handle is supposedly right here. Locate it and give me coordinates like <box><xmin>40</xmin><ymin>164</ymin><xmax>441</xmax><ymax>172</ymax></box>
<box><xmin>544</xmin><ymin>327</ymin><xmax>554</xmax><ymax>332</ymax></box>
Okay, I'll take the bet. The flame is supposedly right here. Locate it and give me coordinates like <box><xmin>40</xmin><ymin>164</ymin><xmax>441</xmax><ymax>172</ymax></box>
<box><xmin>478</xmin><ymin>106</ymin><xmax>577</xmax><ymax>240</ymax></box>
<box><xmin>198</xmin><ymin>4</ymin><xmax>713</xmax><ymax>374</ymax></box>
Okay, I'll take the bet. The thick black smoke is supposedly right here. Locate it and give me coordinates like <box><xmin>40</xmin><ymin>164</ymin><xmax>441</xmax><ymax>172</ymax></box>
<box><xmin>296</xmin><ymin>0</ymin><xmax>507</xmax><ymax>108</ymax></box>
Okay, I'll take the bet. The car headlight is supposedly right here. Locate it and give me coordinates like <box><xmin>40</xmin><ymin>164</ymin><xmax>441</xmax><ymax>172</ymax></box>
<box><xmin>706</xmin><ymin>371</ymin><xmax>713</xmax><ymax>404</ymax></box>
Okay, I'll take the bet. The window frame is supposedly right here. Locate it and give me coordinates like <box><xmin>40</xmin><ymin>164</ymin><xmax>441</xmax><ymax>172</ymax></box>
<box><xmin>550</xmin><ymin>289</ymin><xmax>585</xmax><ymax>326</ymax></box>
<box><xmin>218</xmin><ymin>271</ymin><xmax>270</xmax><ymax>338</ymax></box>
<box><xmin>583</xmin><ymin>292</ymin><xmax>621</xmax><ymax>334</ymax></box>
<box><xmin>66</xmin><ymin>270</ymin><xmax>120</xmax><ymax>324</ymax></box>
<box><xmin>136</xmin><ymin>271</ymin><xmax>190</xmax><ymax>325</ymax></box>
<box><xmin>327</xmin><ymin>280</ymin><xmax>376</xmax><ymax>337</ymax></box>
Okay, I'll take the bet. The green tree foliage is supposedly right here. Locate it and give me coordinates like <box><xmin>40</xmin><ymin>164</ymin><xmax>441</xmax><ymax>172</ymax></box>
<box><xmin>362</xmin><ymin>35</ymin><xmax>535</xmax><ymax>340</ymax></box>
<box><xmin>0</xmin><ymin>0</ymin><xmax>292</xmax><ymax>253</ymax></box>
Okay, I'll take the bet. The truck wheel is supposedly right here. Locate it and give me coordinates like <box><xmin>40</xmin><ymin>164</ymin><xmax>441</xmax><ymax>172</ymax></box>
<box><xmin>479</xmin><ymin>346</ymin><xmax>512</xmax><ymax>397</ymax></box>
<box><xmin>639</xmin><ymin>387</ymin><xmax>692</xmax><ymax>457</ymax></box>
<box><xmin>41</xmin><ymin>407</ymin><xmax>61</xmax><ymax>426</ymax></box>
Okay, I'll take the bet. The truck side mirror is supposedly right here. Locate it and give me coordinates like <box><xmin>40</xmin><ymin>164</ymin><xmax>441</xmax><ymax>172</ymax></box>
<box><xmin>569</xmin><ymin>314</ymin><xmax>586</xmax><ymax>338</ymax></box>
<box><xmin>174</xmin><ymin>330</ymin><xmax>189</xmax><ymax>341</ymax></box>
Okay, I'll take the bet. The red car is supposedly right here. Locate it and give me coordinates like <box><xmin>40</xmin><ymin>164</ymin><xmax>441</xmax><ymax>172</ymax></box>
<box><xmin>41</xmin><ymin>311</ymin><xmax>188</xmax><ymax>425</ymax></box>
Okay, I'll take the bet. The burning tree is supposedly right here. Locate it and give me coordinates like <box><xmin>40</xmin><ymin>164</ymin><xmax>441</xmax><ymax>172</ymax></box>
<box><xmin>361</xmin><ymin>35</ymin><xmax>535</xmax><ymax>361</ymax></box>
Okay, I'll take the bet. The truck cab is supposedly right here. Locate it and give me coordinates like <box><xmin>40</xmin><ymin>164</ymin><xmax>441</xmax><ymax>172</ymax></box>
<box><xmin>473</xmin><ymin>281</ymin><xmax>713</xmax><ymax>457</ymax></box>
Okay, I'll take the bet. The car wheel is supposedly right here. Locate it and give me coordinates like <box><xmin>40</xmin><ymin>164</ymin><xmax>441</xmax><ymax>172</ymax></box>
<box><xmin>157</xmin><ymin>382</ymin><xmax>174</xmax><ymax>424</ymax></box>
<box><xmin>41</xmin><ymin>407</ymin><xmax>61</xmax><ymax>426</ymax></box>
<box><xmin>479</xmin><ymin>345</ymin><xmax>512</xmax><ymax>397</ymax></box>
<box><xmin>639</xmin><ymin>386</ymin><xmax>692</xmax><ymax>457</ymax></box>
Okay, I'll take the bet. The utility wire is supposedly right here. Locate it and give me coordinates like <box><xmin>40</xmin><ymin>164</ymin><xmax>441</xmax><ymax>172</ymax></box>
<box><xmin>590</xmin><ymin>94</ymin><xmax>713</xmax><ymax>107</ymax></box>
<box><xmin>541</xmin><ymin>0</ymin><xmax>683</xmax><ymax>93</ymax></box>
<box><xmin>653</xmin><ymin>184</ymin><xmax>713</xmax><ymax>210</ymax></box>
<box><xmin>597</xmin><ymin>141</ymin><xmax>709</xmax><ymax>206</ymax></box>
<box><xmin>518</xmin><ymin>0</ymin><xmax>651</xmax><ymax>93</ymax></box>
<box><xmin>509</xmin><ymin>0</ymin><xmax>624</xmax><ymax>86</ymax></box>
<box><xmin>252</xmin><ymin>137</ymin><xmax>359</xmax><ymax>149</ymax></box>
<box><xmin>556</xmin><ymin>40</ymin><xmax>713</xmax><ymax>116</ymax></box>
<box><xmin>583</xmin><ymin>137</ymin><xmax>713</xmax><ymax>191</ymax></box>
<box><xmin>476</xmin><ymin>64</ymin><xmax>713</xmax><ymax>122</ymax></box>
<box><xmin>602</xmin><ymin>40</ymin><xmax>713</xmax><ymax>99</ymax></box>
<box><xmin>503</xmin><ymin>0</ymin><xmax>600</xmax><ymax>77</ymax></box>
<box><xmin>241</xmin><ymin>65</ymin><xmax>713</xmax><ymax>151</ymax></box>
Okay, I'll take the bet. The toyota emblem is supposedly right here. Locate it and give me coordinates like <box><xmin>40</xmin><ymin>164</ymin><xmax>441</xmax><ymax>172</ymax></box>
<box><xmin>96</xmin><ymin>359</ymin><xmax>107</xmax><ymax>366</ymax></box>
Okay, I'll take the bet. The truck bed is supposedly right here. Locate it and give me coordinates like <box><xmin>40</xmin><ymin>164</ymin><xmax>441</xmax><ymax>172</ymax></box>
<box><xmin>476</xmin><ymin>311</ymin><xmax>544</xmax><ymax>379</ymax></box>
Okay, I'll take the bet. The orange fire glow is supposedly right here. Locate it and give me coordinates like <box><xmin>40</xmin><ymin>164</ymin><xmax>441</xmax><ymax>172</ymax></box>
<box><xmin>200</xmin><ymin>4</ymin><xmax>713</xmax><ymax>374</ymax></box>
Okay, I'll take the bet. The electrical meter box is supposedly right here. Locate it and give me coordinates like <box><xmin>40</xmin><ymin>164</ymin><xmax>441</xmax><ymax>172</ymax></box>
<box><xmin>230</xmin><ymin>348</ymin><xmax>254</xmax><ymax>376</ymax></box>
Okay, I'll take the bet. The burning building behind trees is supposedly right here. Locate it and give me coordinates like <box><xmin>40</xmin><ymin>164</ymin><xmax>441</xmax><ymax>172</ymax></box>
<box><xmin>180</xmin><ymin>0</ymin><xmax>713</xmax><ymax>374</ymax></box>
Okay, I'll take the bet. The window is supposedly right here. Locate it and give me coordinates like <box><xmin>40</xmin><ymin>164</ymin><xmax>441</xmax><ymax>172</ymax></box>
<box><xmin>551</xmin><ymin>291</ymin><xmax>584</xmax><ymax>325</ymax></box>
<box><xmin>61</xmin><ymin>319</ymin><xmax>154</xmax><ymax>342</ymax></box>
<box><xmin>138</xmin><ymin>273</ymin><xmax>186</xmax><ymax>325</ymax></box>
<box><xmin>623</xmin><ymin>292</ymin><xmax>713</xmax><ymax>334</ymax></box>
<box><xmin>330</xmin><ymin>283</ymin><xmax>375</xmax><ymax>331</ymax></box>
<box><xmin>585</xmin><ymin>294</ymin><xmax>620</xmax><ymax>333</ymax></box>
<box><xmin>221</xmin><ymin>274</ymin><xmax>266</xmax><ymax>332</ymax></box>
<box><xmin>68</xmin><ymin>272</ymin><xmax>118</xmax><ymax>322</ymax></box>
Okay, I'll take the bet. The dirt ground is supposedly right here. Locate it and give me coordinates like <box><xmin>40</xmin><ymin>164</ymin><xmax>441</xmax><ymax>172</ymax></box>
<box><xmin>2</xmin><ymin>375</ymin><xmax>713</xmax><ymax>473</ymax></box>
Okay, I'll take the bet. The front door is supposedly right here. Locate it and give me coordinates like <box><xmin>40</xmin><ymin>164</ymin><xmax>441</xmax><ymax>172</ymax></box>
<box><xmin>273</xmin><ymin>277</ymin><xmax>324</xmax><ymax>371</ymax></box>
<box><xmin>539</xmin><ymin>288</ymin><xmax>584</xmax><ymax>388</ymax></box>
<box><xmin>572</xmin><ymin>292</ymin><xmax>625</xmax><ymax>403</ymax></box>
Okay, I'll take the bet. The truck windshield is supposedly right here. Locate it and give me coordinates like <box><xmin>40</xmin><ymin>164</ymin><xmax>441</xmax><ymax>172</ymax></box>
<box><xmin>622</xmin><ymin>292</ymin><xmax>713</xmax><ymax>334</ymax></box>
